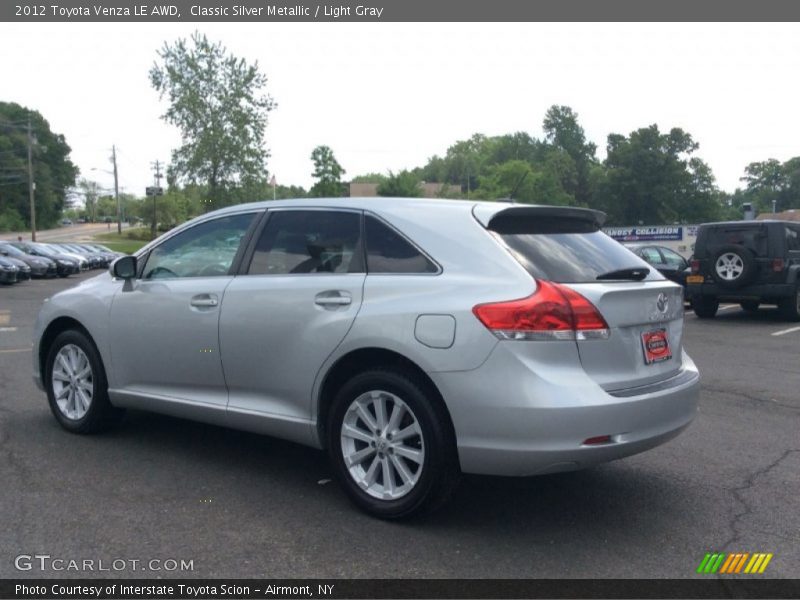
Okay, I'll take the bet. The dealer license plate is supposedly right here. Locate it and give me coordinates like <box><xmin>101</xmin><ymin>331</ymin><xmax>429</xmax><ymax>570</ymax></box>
<box><xmin>641</xmin><ymin>329</ymin><xmax>672</xmax><ymax>365</ymax></box>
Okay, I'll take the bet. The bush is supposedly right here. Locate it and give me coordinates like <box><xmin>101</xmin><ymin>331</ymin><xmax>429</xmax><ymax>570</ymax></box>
<box><xmin>0</xmin><ymin>208</ymin><xmax>25</xmax><ymax>233</ymax></box>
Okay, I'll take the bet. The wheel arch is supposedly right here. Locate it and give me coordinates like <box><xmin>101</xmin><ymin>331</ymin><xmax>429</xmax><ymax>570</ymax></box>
<box><xmin>39</xmin><ymin>317</ymin><xmax>95</xmax><ymax>381</ymax></box>
<box><xmin>315</xmin><ymin>347</ymin><xmax>456</xmax><ymax>450</ymax></box>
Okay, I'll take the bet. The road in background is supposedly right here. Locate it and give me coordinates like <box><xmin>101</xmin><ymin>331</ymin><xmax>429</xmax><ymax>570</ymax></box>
<box><xmin>0</xmin><ymin>275</ymin><xmax>797</xmax><ymax>578</ymax></box>
<box><xmin>3</xmin><ymin>222</ymin><xmax>129</xmax><ymax>243</ymax></box>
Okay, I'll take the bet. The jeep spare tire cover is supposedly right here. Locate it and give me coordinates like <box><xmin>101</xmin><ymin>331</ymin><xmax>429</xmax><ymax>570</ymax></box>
<box><xmin>711</xmin><ymin>244</ymin><xmax>756</xmax><ymax>288</ymax></box>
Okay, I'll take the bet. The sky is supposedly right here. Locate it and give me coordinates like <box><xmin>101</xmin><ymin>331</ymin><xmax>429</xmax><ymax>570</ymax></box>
<box><xmin>1</xmin><ymin>22</ymin><xmax>799</xmax><ymax>200</ymax></box>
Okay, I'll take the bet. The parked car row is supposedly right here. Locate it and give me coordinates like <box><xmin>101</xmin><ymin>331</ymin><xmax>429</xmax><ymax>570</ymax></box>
<box><xmin>0</xmin><ymin>241</ymin><xmax>121</xmax><ymax>285</ymax></box>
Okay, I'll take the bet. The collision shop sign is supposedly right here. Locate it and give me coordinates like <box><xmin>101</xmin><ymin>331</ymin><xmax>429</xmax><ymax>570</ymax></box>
<box><xmin>603</xmin><ymin>226</ymin><xmax>683</xmax><ymax>241</ymax></box>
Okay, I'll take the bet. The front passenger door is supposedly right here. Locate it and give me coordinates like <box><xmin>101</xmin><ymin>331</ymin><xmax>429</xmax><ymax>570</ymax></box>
<box><xmin>108</xmin><ymin>212</ymin><xmax>258</xmax><ymax>414</ymax></box>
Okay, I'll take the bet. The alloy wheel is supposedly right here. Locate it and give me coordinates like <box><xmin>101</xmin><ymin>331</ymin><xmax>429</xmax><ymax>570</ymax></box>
<box><xmin>715</xmin><ymin>252</ymin><xmax>744</xmax><ymax>281</ymax></box>
<box><xmin>340</xmin><ymin>390</ymin><xmax>425</xmax><ymax>500</ymax></box>
<box><xmin>51</xmin><ymin>344</ymin><xmax>94</xmax><ymax>420</ymax></box>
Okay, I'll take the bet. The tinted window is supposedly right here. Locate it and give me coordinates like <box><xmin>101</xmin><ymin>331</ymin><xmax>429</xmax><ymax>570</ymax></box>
<box><xmin>365</xmin><ymin>215</ymin><xmax>437</xmax><ymax>274</ymax></box>
<box><xmin>705</xmin><ymin>226</ymin><xmax>768</xmax><ymax>257</ymax></box>
<box><xmin>141</xmin><ymin>213</ymin><xmax>254</xmax><ymax>279</ymax></box>
<box><xmin>786</xmin><ymin>227</ymin><xmax>800</xmax><ymax>252</ymax></box>
<box><xmin>639</xmin><ymin>247</ymin><xmax>665</xmax><ymax>265</ymax></box>
<box><xmin>494</xmin><ymin>230</ymin><xmax>661</xmax><ymax>283</ymax></box>
<box><xmin>248</xmin><ymin>210</ymin><xmax>362</xmax><ymax>275</ymax></box>
<box><xmin>660</xmin><ymin>247</ymin><xmax>688</xmax><ymax>268</ymax></box>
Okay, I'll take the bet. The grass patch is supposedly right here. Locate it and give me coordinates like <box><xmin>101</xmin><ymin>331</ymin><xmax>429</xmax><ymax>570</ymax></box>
<box><xmin>92</xmin><ymin>232</ymin><xmax>149</xmax><ymax>255</ymax></box>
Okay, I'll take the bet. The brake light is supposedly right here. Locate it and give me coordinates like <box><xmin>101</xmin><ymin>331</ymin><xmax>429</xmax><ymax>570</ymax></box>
<box><xmin>772</xmin><ymin>258</ymin><xmax>785</xmax><ymax>272</ymax></box>
<box><xmin>690</xmin><ymin>259</ymin><xmax>700</xmax><ymax>274</ymax></box>
<box><xmin>472</xmin><ymin>280</ymin><xmax>610</xmax><ymax>341</ymax></box>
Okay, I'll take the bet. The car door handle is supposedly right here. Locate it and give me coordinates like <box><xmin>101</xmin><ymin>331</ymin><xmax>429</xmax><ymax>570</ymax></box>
<box><xmin>190</xmin><ymin>295</ymin><xmax>219</xmax><ymax>308</ymax></box>
<box><xmin>314</xmin><ymin>291</ymin><xmax>352</xmax><ymax>307</ymax></box>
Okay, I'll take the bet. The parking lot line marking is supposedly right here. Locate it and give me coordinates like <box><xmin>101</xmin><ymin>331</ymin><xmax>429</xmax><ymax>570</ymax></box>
<box><xmin>771</xmin><ymin>326</ymin><xmax>800</xmax><ymax>337</ymax></box>
<box><xmin>718</xmin><ymin>305</ymin><xmax>738</xmax><ymax>311</ymax></box>
<box><xmin>0</xmin><ymin>348</ymin><xmax>30</xmax><ymax>354</ymax></box>
<box><xmin>0</xmin><ymin>327</ymin><xmax>18</xmax><ymax>332</ymax></box>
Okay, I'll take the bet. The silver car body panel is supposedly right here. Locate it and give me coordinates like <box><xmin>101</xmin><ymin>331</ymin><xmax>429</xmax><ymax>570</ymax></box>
<box><xmin>33</xmin><ymin>198</ymin><xmax>699</xmax><ymax>474</ymax></box>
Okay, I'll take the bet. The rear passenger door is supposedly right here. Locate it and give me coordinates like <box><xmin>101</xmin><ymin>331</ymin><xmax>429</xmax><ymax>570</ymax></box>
<box><xmin>218</xmin><ymin>209</ymin><xmax>365</xmax><ymax>439</ymax></box>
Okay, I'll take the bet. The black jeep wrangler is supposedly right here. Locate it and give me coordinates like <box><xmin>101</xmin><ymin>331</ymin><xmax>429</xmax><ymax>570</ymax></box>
<box><xmin>687</xmin><ymin>220</ymin><xmax>800</xmax><ymax>321</ymax></box>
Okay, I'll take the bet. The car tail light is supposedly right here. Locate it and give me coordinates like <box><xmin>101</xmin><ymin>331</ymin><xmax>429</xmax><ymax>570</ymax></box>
<box><xmin>472</xmin><ymin>280</ymin><xmax>610</xmax><ymax>341</ymax></box>
<box><xmin>772</xmin><ymin>258</ymin><xmax>785</xmax><ymax>272</ymax></box>
<box><xmin>690</xmin><ymin>259</ymin><xmax>700</xmax><ymax>274</ymax></box>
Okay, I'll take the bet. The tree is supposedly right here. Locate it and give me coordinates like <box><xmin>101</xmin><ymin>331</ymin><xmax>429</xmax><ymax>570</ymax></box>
<box><xmin>543</xmin><ymin>105</ymin><xmax>597</xmax><ymax>206</ymax></box>
<box><xmin>78</xmin><ymin>178</ymin><xmax>101</xmax><ymax>222</ymax></box>
<box><xmin>377</xmin><ymin>170</ymin><xmax>422</xmax><ymax>197</ymax></box>
<box><xmin>597</xmin><ymin>125</ymin><xmax>724</xmax><ymax>225</ymax></box>
<box><xmin>149</xmin><ymin>32</ymin><xmax>276</xmax><ymax>209</ymax></box>
<box><xmin>739</xmin><ymin>157</ymin><xmax>800</xmax><ymax>213</ymax></box>
<box><xmin>309</xmin><ymin>145</ymin><xmax>345</xmax><ymax>197</ymax></box>
<box><xmin>0</xmin><ymin>102</ymin><xmax>78</xmax><ymax>231</ymax></box>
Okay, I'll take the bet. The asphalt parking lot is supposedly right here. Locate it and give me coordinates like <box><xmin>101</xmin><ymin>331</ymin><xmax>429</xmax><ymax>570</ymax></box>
<box><xmin>1</xmin><ymin>272</ymin><xmax>798</xmax><ymax>579</ymax></box>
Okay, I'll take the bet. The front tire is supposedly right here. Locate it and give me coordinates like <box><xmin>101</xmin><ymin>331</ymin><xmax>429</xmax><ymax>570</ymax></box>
<box><xmin>693</xmin><ymin>296</ymin><xmax>719</xmax><ymax>319</ymax></box>
<box><xmin>45</xmin><ymin>329</ymin><xmax>123</xmax><ymax>433</ymax></box>
<box><xmin>327</xmin><ymin>369</ymin><xmax>460</xmax><ymax>519</ymax></box>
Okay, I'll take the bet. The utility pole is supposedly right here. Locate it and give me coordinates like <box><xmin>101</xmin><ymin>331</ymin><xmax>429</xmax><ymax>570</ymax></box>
<box><xmin>151</xmin><ymin>160</ymin><xmax>162</xmax><ymax>239</ymax></box>
<box><xmin>112</xmin><ymin>145</ymin><xmax>121</xmax><ymax>234</ymax></box>
<box><xmin>27</xmin><ymin>117</ymin><xmax>36</xmax><ymax>241</ymax></box>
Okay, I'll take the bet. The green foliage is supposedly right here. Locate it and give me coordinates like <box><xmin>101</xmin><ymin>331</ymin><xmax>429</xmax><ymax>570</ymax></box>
<box><xmin>0</xmin><ymin>207</ymin><xmax>25</xmax><ymax>232</ymax></box>
<box><xmin>0</xmin><ymin>102</ymin><xmax>78</xmax><ymax>230</ymax></box>
<box><xmin>150</xmin><ymin>32</ymin><xmax>276</xmax><ymax>210</ymax></box>
<box><xmin>596</xmin><ymin>125</ymin><xmax>724</xmax><ymax>225</ymax></box>
<box><xmin>350</xmin><ymin>172</ymin><xmax>388</xmax><ymax>184</ymax></box>
<box><xmin>309</xmin><ymin>145</ymin><xmax>345</xmax><ymax>197</ymax></box>
<box><xmin>377</xmin><ymin>170</ymin><xmax>422</xmax><ymax>197</ymax></box>
<box><xmin>78</xmin><ymin>178</ymin><xmax>101</xmax><ymax>222</ymax></box>
<box><xmin>543</xmin><ymin>105</ymin><xmax>597</xmax><ymax>206</ymax></box>
<box><xmin>736</xmin><ymin>157</ymin><xmax>800</xmax><ymax>214</ymax></box>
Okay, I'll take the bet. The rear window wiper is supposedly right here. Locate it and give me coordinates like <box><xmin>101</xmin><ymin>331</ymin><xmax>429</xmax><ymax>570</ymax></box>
<box><xmin>596</xmin><ymin>267</ymin><xmax>650</xmax><ymax>281</ymax></box>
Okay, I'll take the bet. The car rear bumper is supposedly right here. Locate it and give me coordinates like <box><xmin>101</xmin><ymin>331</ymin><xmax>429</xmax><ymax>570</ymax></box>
<box><xmin>430</xmin><ymin>342</ymin><xmax>699</xmax><ymax>477</ymax></box>
<box><xmin>687</xmin><ymin>282</ymin><xmax>794</xmax><ymax>300</ymax></box>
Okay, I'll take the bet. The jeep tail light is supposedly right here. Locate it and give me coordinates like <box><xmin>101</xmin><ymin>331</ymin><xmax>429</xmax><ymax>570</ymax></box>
<box><xmin>690</xmin><ymin>259</ymin><xmax>700</xmax><ymax>274</ymax></box>
<box><xmin>772</xmin><ymin>258</ymin><xmax>785</xmax><ymax>272</ymax></box>
<box><xmin>472</xmin><ymin>280</ymin><xmax>610</xmax><ymax>341</ymax></box>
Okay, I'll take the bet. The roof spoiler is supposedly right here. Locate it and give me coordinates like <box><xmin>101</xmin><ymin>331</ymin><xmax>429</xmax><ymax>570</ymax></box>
<box><xmin>472</xmin><ymin>204</ymin><xmax>607</xmax><ymax>232</ymax></box>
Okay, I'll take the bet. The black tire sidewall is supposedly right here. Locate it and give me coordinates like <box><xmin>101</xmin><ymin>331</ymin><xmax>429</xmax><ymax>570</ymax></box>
<box><xmin>693</xmin><ymin>297</ymin><xmax>719</xmax><ymax>318</ymax></box>
<box><xmin>45</xmin><ymin>330</ymin><xmax>110</xmax><ymax>433</ymax></box>
<box><xmin>711</xmin><ymin>245</ymin><xmax>755</xmax><ymax>288</ymax></box>
<box><xmin>327</xmin><ymin>369</ymin><xmax>455</xmax><ymax>519</ymax></box>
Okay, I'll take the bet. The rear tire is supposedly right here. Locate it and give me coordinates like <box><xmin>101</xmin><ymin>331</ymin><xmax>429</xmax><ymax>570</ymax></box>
<box><xmin>327</xmin><ymin>368</ymin><xmax>460</xmax><ymax>519</ymax></box>
<box><xmin>777</xmin><ymin>287</ymin><xmax>800</xmax><ymax>322</ymax></box>
<box><xmin>740</xmin><ymin>301</ymin><xmax>760</xmax><ymax>313</ymax></box>
<box><xmin>45</xmin><ymin>329</ymin><xmax>124</xmax><ymax>433</ymax></box>
<box><xmin>693</xmin><ymin>297</ymin><xmax>719</xmax><ymax>319</ymax></box>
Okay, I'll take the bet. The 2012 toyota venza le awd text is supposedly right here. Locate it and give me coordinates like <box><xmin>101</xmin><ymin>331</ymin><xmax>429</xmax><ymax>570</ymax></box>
<box><xmin>33</xmin><ymin>198</ymin><xmax>699</xmax><ymax>518</ymax></box>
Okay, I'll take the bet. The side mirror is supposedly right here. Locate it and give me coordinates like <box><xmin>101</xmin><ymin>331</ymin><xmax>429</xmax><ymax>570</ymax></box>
<box><xmin>111</xmin><ymin>255</ymin><xmax>137</xmax><ymax>279</ymax></box>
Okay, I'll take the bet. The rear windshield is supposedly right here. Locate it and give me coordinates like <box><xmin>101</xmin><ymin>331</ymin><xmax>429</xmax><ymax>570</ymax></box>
<box><xmin>492</xmin><ymin>229</ymin><xmax>662</xmax><ymax>283</ymax></box>
<box><xmin>705</xmin><ymin>226</ymin><xmax>768</xmax><ymax>257</ymax></box>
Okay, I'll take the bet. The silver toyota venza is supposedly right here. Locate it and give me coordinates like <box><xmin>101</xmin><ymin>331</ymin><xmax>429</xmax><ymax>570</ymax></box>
<box><xmin>34</xmin><ymin>198</ymin><xmax>699</xmax><ymax>518</ymax></box>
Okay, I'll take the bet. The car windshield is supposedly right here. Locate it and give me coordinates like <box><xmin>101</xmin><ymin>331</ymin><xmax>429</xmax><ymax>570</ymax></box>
<box><xmin>0</xmin><ymin>243</ymin><xmax>26</xmax><ymax>257</ymax></box>
<box><xmin>32</xmin><ymin>244</ymin><xmax>60</xmax><ymax>257</ymax></box>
